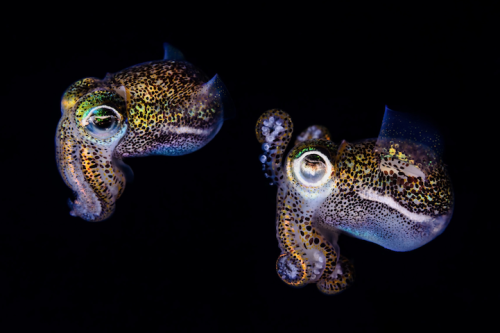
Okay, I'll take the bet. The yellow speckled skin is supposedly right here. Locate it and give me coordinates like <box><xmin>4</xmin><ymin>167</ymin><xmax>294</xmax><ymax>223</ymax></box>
<box><xmin>256</xmin><ymin>109</ymin><xmax>453</xmax><ymax>295</ymax></box>
<box><xmin>56</xmin><ymin>44</ymin><xmax>231</xmax><ymax>221</ymax></box>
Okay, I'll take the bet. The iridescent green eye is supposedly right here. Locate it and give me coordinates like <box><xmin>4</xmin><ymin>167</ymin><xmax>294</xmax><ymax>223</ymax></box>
<box><xmin>293</xmin><ymin>150</ymin><xmax>332</xmax><ymax>186</ymax></box>
<box><xmin>81</xmin><ymin>106</ymin><xmax>123</xmax><ymax>139</ymax></box>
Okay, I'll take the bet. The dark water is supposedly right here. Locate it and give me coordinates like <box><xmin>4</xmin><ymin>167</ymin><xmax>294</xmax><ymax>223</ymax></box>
<box><xmin>2</xmin><ymin>7</ymin><xmax>494</xmax><ymax>332</ymax></box>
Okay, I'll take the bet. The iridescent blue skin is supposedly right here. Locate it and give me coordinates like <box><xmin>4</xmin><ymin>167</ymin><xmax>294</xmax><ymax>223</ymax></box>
<box><xmin>56</xmin><ymin>44</ymin><xmax>233</xmax><ymax>221</ymax></box>
<box><xmin>255</xmin><ymin>107</ymin><xmax>454</xmax><ymax>294</ymax></box>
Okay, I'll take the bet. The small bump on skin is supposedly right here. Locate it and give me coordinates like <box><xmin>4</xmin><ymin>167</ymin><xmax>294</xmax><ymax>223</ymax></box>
<box><xmin>255</xmin><ymin>109</ymin><xmax>453</xmax><ymax>294</ymax></box>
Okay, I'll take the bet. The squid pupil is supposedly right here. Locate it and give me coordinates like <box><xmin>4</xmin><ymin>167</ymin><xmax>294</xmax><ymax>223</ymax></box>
<box><xmin>94</xmin><ymin>116</ymin><xmax>113</xmax><ymax>129</ymax></box>
<box><xmin>91</xmin><ymin>109</ymin><xmax>116</xmax><ymax>130</ymax></box>
<box><xmin>306</xmin><ymin>154</ymin><xmax>322</xmax><ymax>162</ymax></box>
<box><xmin>304</xmin><ymin>154</ymin><xmax>324</xmax><ymax>168</ymax></box>
<box><xmin>299</xmin><ymin>153</ymin><xmax>327</xmax><ymax>183</ymax></box>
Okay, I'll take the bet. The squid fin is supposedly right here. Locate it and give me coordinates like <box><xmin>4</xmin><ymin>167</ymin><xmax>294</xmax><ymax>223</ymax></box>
<box><xmin>163</xmin><ymin>43</ymin><xmax>185</xmax><ymax>61</ymax></box>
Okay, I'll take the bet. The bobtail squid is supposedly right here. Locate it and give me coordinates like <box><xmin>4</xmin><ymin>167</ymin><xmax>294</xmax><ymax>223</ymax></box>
<box><xmin>56</xmin><ymin>43</ymin><xmax>233</xmax><ymax>221</ymax></box>
<box><xmin>255</xmin><ymin>107</ymin><xmax>453</xmax><ymax>294</ymax></box>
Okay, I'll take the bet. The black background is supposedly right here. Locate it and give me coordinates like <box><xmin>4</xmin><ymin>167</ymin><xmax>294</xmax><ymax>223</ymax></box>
<box><xmin>1</xmin><ymin>5</ymin><xmax>495</xmax><ymax>332</ymax></box>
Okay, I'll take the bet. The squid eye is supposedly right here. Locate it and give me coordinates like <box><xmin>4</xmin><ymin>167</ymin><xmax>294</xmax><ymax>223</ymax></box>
<box><xmin>301</xmin><ymin>154</ymin><xmax>326</xmax><ymax>182</ymax></box>
<box><xmin>293</xmin><ymin>151</ymin><xmax>332</xmax><ymax>186</ymax></box>
<box><xmin>81</xmin><ymin>106</ymin><xmax>123</xmax><ymax>139</ymax></box>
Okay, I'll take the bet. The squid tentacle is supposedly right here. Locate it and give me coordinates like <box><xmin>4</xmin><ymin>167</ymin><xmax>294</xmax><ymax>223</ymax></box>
<box><xmin>275</xmin><ymin>184</ymin><xmax>339</xmax><ymax>287</ymax></box>
<box><xmin>255</xmin><ymin>110</ymin><xmax>293</xmax><ymax>185</ymax></box>
<box><xmin>295</xmin><ymin>125</ymin><xmax>331</xmax><ymax>146</ymax></box>
<box><xmin>317</xmin><ymin>255</ymin><xmax>355</xmax><ymax>295</ymax></box>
